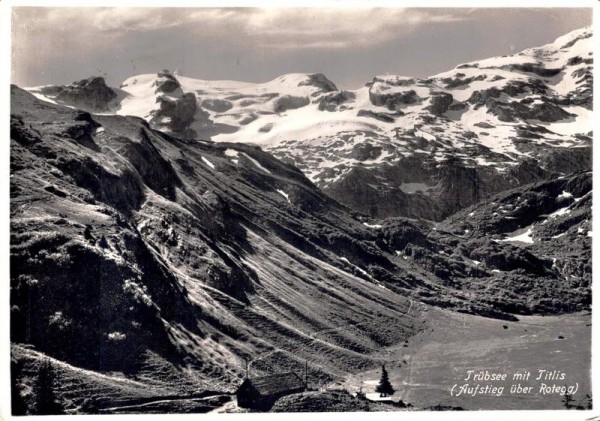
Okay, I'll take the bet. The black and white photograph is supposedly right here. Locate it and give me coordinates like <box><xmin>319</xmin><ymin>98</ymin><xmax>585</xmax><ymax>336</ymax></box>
<box><xmin>2</xmin><ymin>2</ymin><xmax>597</xmax><ymax>418</ymax></box>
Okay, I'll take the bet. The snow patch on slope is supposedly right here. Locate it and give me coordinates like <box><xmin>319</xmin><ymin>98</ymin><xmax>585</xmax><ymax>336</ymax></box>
<box><xmin>201</xmin><ymin>156</ymin><xmax>215</xmax><ymax>170</ymax></box>
<box><xmin>276</xmin><ymin>189</ymin><xmax>291</xmax><ymax>203</ymax></box>
<box><xmin>500</xmin><ymin>227</ymin><xmax>535</xmax><ymax>244</ymax></box>
<box><xmin>242</xmin><ymin>153</ymin><xmax>271</xmax><ymax>174</ymax></box>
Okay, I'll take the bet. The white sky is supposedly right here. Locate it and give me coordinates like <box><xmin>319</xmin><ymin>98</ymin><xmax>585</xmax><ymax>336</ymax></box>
<box><xmin>11</xmin><ymin>7</ymin><xmax>592</xmax><ymax>89</ymax></box>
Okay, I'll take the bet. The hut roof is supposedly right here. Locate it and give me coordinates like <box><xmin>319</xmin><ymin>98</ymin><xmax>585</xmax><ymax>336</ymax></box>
<box><xmin>243</xmin><ymin>372</ymin><xmax>304</xmax><ymax>396</ymax></box>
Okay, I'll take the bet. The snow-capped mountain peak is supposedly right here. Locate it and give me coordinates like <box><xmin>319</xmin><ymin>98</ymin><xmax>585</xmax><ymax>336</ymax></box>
<box><xmin>25</xmin><ymin>26</ymin><xmax>592</xmax><ymax>221</ymax></box>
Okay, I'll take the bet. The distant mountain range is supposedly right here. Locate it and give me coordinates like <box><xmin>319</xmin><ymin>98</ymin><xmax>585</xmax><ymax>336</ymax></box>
<box><xmin>27</xmin><ymin>26</ymin><xmax>592</xmax><ymax>220</ymax></box>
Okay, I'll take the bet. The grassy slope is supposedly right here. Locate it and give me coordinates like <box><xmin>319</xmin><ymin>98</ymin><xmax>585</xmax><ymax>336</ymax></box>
<box><xmin>344</xmin><ymin>307</ymin><xmax>591</xmax><ymax>410</ymax></box>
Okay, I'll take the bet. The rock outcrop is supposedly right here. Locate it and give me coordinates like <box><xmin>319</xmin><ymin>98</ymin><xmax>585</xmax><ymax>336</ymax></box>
<box><xmin>369</xmin><ymin>86</ymin><xmax>419</xmax><ymax>110</ymax></box>
<box><xmin>273</xmin><ymin>95</ymin><xmax>310</xmax><ymax>113</ymax></box>
<box><xmin>150</xmin><ymin>92</ymin><xmax>201</xmax><ymax>137</ymax></box>
<box><xmin>154</xmin><ymin>69</ymin><xmax>181</xmax><ymax>93</ymax></box>
<box><xmin>299</xmin><ymin>72</ymin><xmax>338</xmax><ymax>94</ymax></box>
<box><xmin>425</xmin><ymin>92</ymin><xmax>454</xmax><ymax>116</ymax></box>
<box><xmin>40</xmin><ymin>77</ymin><xmax>117</xmax><ymax>111</ymax></box>
<box><xmin>318</xmin><ymin>90</ymin><xmax>356</xmax><ymax>112</ymax></box>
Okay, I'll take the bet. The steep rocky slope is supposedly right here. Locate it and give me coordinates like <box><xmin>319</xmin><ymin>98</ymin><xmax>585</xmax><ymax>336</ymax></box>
<box><xmin>10</xmin><ymin>85</ymin><xmax>591</xmax><ymax>413</ymax></box>
<box><xmin>9</xmin><ymin>86</ymin><xmax>418</xmax><ymax>414</ymax></box>
<box><xmin>425</xmin><ymin>171</ymin><xmax>591</xmax><ymax>314</ymax></box>
<box><xmin>27</xmin><ymin>27</ymin><xmax>592</xmax><ymax>220</ymax></box>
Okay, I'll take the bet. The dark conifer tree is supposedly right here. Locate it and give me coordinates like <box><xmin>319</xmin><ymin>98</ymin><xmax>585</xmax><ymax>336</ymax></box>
<box><xmin>32</xmin><ymin>360</ymin><xmax>64</xmax><ymax>415</ymax></box>
<box><xmin>375</xmin><ymin>365</ymin><xmax>395</xmax><ymax>397</ymax></box>
<box><xmin>11</xmin><ymin>359</ymin><xmax>28</xmax><ymax>415</ymax></box>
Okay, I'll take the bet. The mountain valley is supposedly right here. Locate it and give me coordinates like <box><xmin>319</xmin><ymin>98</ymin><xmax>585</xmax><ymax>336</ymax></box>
<box><xmin>10</xmin><ymin>25</ymin><xmax>593</xmax><ymax>414</ymax></box>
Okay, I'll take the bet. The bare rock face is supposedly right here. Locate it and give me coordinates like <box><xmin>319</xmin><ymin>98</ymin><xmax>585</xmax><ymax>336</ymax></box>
<box><xmin>440</xmin><ymin>74</ymin><xmax>486</xmax><ymax>89</ymax></box>
<box><xmin>538</xmin><ymin>147</ymin><xmax>592</xmax><ymax>175</ymax></box>
<box><xmin>150</xmin><ymin>70</ymin><xmax>215</xmax><ymax>138</ymax></box>
<box><xmin>564</xmin><ymin>67</ymin><xmax>593</xmax><ymax>109</ymax></box>
<box><xmin>273</xmin><ymin>95</ymin><xmax>310</xmax><ymax>113</ymax></box>
<box><xmin>351</xmin><ymin>142</ymin><xmax>382</xmax><ymax>161</ymax></box>
<box><xmin>318</xmin><ymin>90</ymin><xmax>356</xmax><ymax>112</ymax></box>
<box><xmin>41</xmin><ymin>77</ymin><xmax>117</xmax><ymax>111</ymax></box>
<box><xmin>368</xmin><ymin>87</ymin><xmax>419</xmax><ymax>110</ymax></box>
<box><xmin>425</xmin><ymin>92</ymin><xmax>454</xmax><ymax>116</ymax></box>
<box><xmin>502</xmin><ymin>63</ymin><xmax>562</xmax><ymax>77</ymax></box>
<box><xmin>503</xmin><ymin>79</ymin><xmax>547</xmax><ymax>97</ymax></box>
<box><xmin>356</xmin><ymin>109</ymin><xmax>398</xmax><ymax>123</ymax></box>
<box><xmin>154</xmin><ymin>70</ymin><xmax>181</xmax><ymax>93</ymax></box>
<box><xmin>299</xmin><ymin>73</ymin><xmax>338</xmax><ymax>94</ymax></box>
<box><xmin>486</xmin><ymin>99</ymin><xmax>574</xmax><ymax>122</ymax></box>
<box><xmin>468</xmin><ymin>88</ymin><xmax>503</xmax><ymax>105</ymax></box>
<box><xmin>324</xmin><ymin>154</ymin><xmax>560</xmax><ymax>221</ymax></box>
<box><xmin>151</xmin><ymin>93</ymin><xmax>201</xmax><ymax>137</ymax></box>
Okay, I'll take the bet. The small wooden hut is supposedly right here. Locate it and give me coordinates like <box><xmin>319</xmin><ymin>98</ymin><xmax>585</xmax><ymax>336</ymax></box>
<box><xmin>236</xmin><ymin>372</ymin><xmax>305</xmax><ymax>410</ymax></box>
